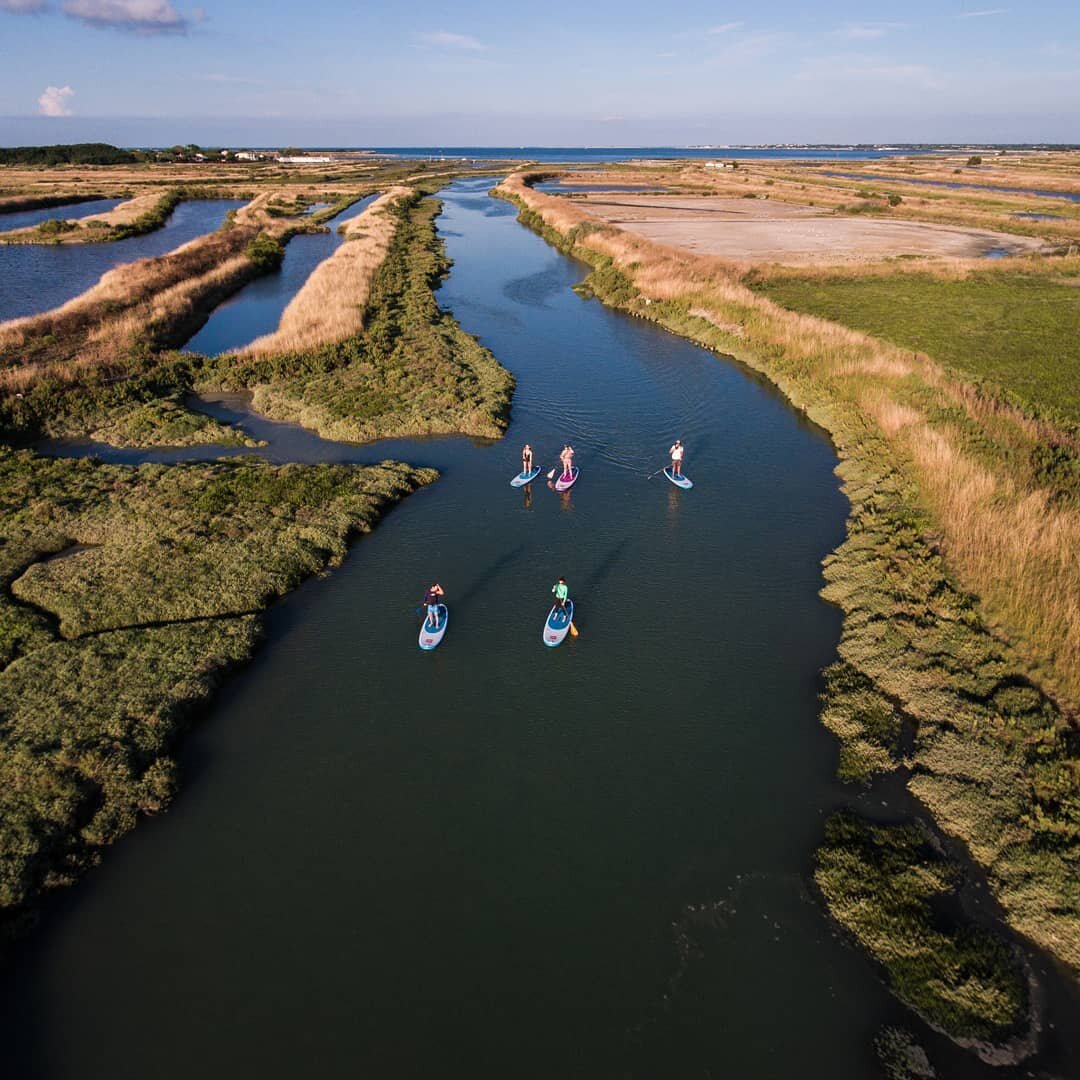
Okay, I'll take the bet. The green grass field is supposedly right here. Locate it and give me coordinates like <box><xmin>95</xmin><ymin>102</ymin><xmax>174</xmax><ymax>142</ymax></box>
<box><xmin>754</xmin><ymin>268</ymin><xmax>1080</xmax><ymax>427</ymax></box>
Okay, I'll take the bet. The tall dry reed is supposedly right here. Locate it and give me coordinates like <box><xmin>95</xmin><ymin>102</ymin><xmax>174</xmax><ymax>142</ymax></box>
<box><xmin>243</xmin><ymin>187</ymin><xmax>412</xmax><ymax>357</ymax></box>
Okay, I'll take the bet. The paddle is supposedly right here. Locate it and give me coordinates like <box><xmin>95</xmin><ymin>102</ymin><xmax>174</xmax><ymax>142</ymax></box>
<box><xmin>569</xmin><ymin>619</ymin><xmax>579</xmax><ymax>638</ymax></box>
<box><xmin>646</xmin><ymin>465</ymin><xmax>667</xmax><ymax>480</ymax></box>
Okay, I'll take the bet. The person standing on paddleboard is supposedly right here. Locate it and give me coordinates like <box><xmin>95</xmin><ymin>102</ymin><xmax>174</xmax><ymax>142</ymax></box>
<box><xmin>422</xmin><ymin>583</ymin><xmax>444</xmax><ymax>628</ymax></box>
<box><xmin>559</xmin><ymin>444</ymin><xmax>575</xmax><ymax>480</ymax></box>
<box><xmin>669</xmin><ymin>439</ymin><xmax>685</xmax><ymax>478</ymax></box>
<box><xmin>552</xmin><ymin>576</ymin><xmax>569</xmax><ymax>613</ymax></box>
<box><xmin>522</xmin><ymin>443</ymin><xmax>533</xmax><ymax>476</ymax></box>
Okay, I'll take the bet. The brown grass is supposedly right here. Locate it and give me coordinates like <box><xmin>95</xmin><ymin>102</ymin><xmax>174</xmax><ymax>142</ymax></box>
<box><xmin>243</xmin><ymin>187</ymin><xmax>412</xmax><ymax>357</ymax></box>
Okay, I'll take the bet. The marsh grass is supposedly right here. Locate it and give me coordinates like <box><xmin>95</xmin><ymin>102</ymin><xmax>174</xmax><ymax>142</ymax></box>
<box><xmin>816</xmin><ymin>812</ymin><xmax>1030</xmax><ymax>1045</ymax></box>
<box><xmin>244</xmin><ymin>187</ymin><xmax>412</xmax><ymax>357</ymax></box>
<box><xmin>190</xmin><ymin>191</ymin><xmax>514</xmax><ymax>443</ymax></box>
<box><xmin>0</xmin><ymin>448</ymin><xmax>435</xmax><ymax>928</ymax></box>
<box><xmin>752</xmin><ymin>266</ymin><xmax>1080</xmax><ymax>427</ymax></box>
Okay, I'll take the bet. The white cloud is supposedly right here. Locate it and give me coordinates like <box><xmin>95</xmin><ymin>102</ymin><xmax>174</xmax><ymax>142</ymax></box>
<box><xmin>707</xmin><ymin>21</ymin><xmax>743</xmax><ymax>34</ymax></box>
<box><xmin>62</xmin><ymin>0</ymin><xmax>192</xmax><ymax>33</ymax></box>
<box><xmin>954</xmin><ymin>8</ymin><xmax>1007</xmax><ymax>17</ymax></box>
<box><xmin>416</xmin><ymin>30</ymin><xmax>485</xmax><ymax>51</ymax></box>
<box><xmin>38</xmin><ymin>84</ymin><xmax>74</xmax><ymax>116</ymax></box>
<box><xmin>0</xmin><ymin>0</ymin><xmax>50</xmax><ymax>11</ymax></box>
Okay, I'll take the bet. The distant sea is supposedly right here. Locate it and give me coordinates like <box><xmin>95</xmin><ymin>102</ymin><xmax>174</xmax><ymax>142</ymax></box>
<box><xmin>369</xmin><ymin>146</ymin><xmax>941</xmax><ymax>162</ymax></box>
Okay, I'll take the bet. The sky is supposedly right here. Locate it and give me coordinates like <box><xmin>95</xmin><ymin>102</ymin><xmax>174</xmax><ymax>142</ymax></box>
<box><xmin>0</xmin><ymin>0</ymin><xmax>1077</xmax><ymax>145</ymax></box>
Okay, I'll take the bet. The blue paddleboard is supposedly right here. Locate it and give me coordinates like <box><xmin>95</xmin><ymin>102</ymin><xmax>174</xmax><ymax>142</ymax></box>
<box><xmin>419</xmin><ymin>604</ymin><xmax>448</xmax><ymax>650</ymax></box>
<box><xmin>511</xmin><ymin>466</ymin><xmax>542</xmax><ymax>487</ymax></box>
<box><xmin>543</xmin><ymin>599</ymin><xmax>574</xmax><ymax>647</ymax></box>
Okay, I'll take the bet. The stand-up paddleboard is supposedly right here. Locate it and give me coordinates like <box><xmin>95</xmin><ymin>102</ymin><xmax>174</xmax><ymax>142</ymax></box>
<box><xmin>554</xmin><ymin>467</ymin><xmax>579</xmax><ymax>492</ymax></box>
<box><xmin>419</xmin><ymin>604</ymin><xmax>448</xmax><ymax>650</ymax></box>
<box><xmin>663</xmin><ymin>468</ymin><xmax>693</xmax><ymax>490</ymax></box>
<box><xmin>543</xmin><ymin>599</ymin><xmax>574</xmax><ymax>647</ymax></box>
<box><xmin>511</xmin><ymin>466</ymin><xmax>542</xmax><ymax>488</ymax></box>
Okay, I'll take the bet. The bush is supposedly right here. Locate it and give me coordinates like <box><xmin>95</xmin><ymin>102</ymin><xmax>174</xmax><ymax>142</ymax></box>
<box><xmin>967</xmin><ymin>155</ymin><xmax>983</xmax><ymax>166</ymax></box>
<box><xmin>245</xmin><ymin>232</ymin><xmax>285</xmax><ymax>272</ymax></box>
<box><xmin>36</xmin><ymin>218</ymin><xmax>77</xmax><ymax>237</ymax></box>
<box><xmin>887</xmin><ymin>194</ymin><xmax>903</xmax><ymax>206</ymax></box>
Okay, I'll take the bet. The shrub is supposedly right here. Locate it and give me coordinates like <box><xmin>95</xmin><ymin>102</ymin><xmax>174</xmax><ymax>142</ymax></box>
<box><xmin>967</xmin><ymin>155</ymin><xmax>983</xmax><ymax>166</ymax></box>
<box><xmin>245</xmin><ymin>232</ymin><xmax>285</xmax><ymax>272</ymax></box>
<box><xmin>36</xmin><ymin>218</ymin><xmax>77</xmax><ymax>237</ymax></box>
<box><xmin>888</xmin><ymin>194</ymin><xmax>903</xmax><ymax>206</ymax></box>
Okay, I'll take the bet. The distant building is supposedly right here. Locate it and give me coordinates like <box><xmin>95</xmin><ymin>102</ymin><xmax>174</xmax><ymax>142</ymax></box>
<box><xmin>704</xmin><ymin>161</ymin><xmax>736</xmax><ymax>169</ymax></box>
<box><xmin>276</xmin><ymin>156</ymin><xmax>333</xmax><ymax>165</ymax></box>
<box><xmin>235</xmin><ymin>151</ymin><xmax>263</xmax><ymax>162</ymax></box>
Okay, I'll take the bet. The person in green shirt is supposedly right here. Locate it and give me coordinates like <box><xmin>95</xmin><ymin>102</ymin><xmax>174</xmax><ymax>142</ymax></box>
<box><xmin>551</xmin><ymin>576</ymin><xmax>569</xmax><ymax>613</ymax></box>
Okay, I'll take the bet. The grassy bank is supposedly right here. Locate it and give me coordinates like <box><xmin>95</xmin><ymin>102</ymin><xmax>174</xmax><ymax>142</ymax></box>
<box><xmin>750</xmin><ymin>266</ymin><xmax>1080</xmax><ymax>428</ymax></box>
<box><xmin>189</xmin><ymin>189</ymin><xmax>514</xmax><ymax>442</ymax></box>
<box><xmin>0</xmin><ymin>184</ymin><xmax>512</xmax><ymax>450</ymax></box>
<box><xmin>0</xmin><ymin>448</ymin><xmax>435</xmax><ymax>935</ymax></box>
<box><xmin>494</xmin><ymin>173</ymin><xmax>1078</xmax><ymax>1053</ymax></box>
<box><xmin>243</xmin><ymin>187</ymin><xmax>412</xmax><ymax>357</ymax></box>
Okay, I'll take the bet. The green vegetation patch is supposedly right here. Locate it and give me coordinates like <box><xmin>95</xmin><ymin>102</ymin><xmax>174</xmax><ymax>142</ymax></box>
<box><xmin>0</xmin><ymin>448</ymin><xmax>435</xmax><ymax>929</ymax></box>
<box><xmin>752</xmin><ymin>268</ymin><xmax>1080</xmax><ymax>427</ymax></box>
<box><xmin>191</xmin><ymin>192</ymin><xmax>514</xmax><ymax>442</ymax></box>
<box><xmin>816</xmin><ymin>811</ymin><xmax>1029</xmax><ymax>1042</ymax></box>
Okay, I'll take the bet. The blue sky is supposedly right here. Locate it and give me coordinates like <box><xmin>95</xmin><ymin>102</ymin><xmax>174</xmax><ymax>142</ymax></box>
<box><xmin>1</xmin><ymin>0</ymin><xmax>1077</xmax><ymax>144</ymax></box>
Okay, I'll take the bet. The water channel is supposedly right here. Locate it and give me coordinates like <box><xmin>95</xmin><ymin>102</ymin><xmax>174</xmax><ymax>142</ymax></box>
<box><xmin>0</xmin><ymin>199</ymin><xmax>247</xmax><ymax>323</ymax></box>
<box><xmin>2</xmin><ymin>177</ymin><xmax>1069</xmax><ymax>1078</ymax></box>
<box><xmin>0</xmin><ymin>197</ymin><xmax>123</xmax><ymax>233</ymax></box>
<box><xmin>182</xmin><ymin>194</ymin><xmax>379</xmax><ymax>355</ymax></box>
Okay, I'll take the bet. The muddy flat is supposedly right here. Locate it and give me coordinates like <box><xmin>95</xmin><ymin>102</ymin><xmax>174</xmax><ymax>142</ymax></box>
<box><xmin>577</xmin><ymin>194</ymin><xmax>1046</xmax><ymax>264</ymax></box>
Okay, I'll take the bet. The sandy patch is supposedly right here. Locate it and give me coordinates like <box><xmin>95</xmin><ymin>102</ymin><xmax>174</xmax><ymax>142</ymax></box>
<box><xmin>578</xmin><ymin>194</ymin><xmax>1047</xmax><ymax>264</ymax></box>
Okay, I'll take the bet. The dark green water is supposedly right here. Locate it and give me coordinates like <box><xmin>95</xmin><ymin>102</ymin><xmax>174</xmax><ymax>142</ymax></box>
<box><xmin>0</xmin><ymin>178</ymin><xmax>949</xmax><ymax>1077</ymax></box>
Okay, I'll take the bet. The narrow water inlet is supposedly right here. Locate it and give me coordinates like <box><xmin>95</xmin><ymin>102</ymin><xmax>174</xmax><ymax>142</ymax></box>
<box><xmin>180</xmin><ymin>194</ymin><xmax>380</xmax><ymax>356</ymax></box>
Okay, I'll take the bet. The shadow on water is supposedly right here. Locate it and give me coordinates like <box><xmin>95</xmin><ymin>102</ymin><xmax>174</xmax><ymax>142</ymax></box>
<box><xmin>5</xmin><ymin>176</ymin><xmax>1079</xmax><ymax>1080</ymax></box>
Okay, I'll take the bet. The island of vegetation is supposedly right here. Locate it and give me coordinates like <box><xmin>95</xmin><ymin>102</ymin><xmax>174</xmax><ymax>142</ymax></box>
<box><xmin>0</xmin><ymin>152</ymin><xmax>513</xmax><ymax>939</ymax></box>
<box><xmin>495</xmin><ymin>154</ymin><xmax>1078</xmax><ymax>1066</ymax></box>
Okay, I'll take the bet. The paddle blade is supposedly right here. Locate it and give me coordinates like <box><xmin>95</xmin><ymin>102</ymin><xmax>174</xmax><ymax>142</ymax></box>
<box><xmin>569</xmin><ymin>620</ymin><xmax>579</xmax><ymax>637</ymax></box>
<box><xmin>546</xmin><ymin>468</ymin><xmax>556</xmax><ymax>480</ymax></box>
